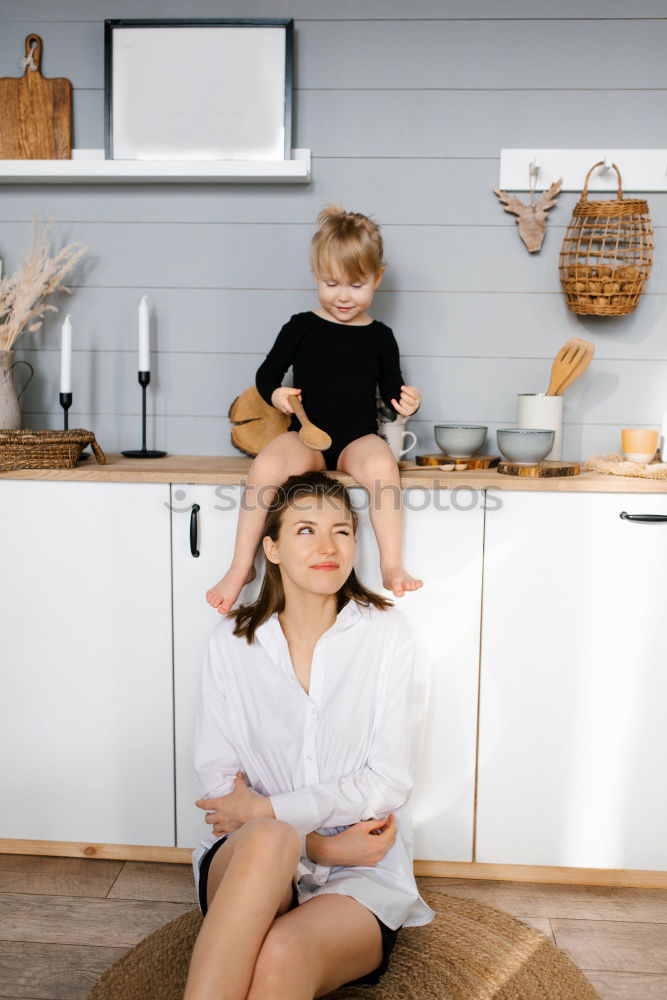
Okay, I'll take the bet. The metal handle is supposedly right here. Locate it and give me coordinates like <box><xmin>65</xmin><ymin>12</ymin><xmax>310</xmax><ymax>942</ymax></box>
<box><xmin>190</xmin><ymin>504</ymin><xmax>200</xmax><ymax>557</ymax></box>
<box><xmin>619</xmin><ymin>511</ymin><xmax>667</xmax><ymax>523</ymax></box>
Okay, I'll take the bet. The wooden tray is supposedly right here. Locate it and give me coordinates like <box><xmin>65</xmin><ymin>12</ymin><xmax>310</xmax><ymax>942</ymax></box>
<box><xmin>497</xmin><ymin>460</ymin><xmax>581</xmax><ymax>477</ymax></box>
<box><xmin>403</xmin><ymin>453</ymin><xmax>500</xmax><ymax>470</ymax></box>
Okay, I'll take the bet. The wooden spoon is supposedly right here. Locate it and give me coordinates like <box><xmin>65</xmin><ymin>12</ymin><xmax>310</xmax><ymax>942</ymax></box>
<box><xmin>545</xmin><ymin>340</ymin><xmax>590</xmax><ymax>396</ymax></box>
<box><xmin>553</xmin><ymin>339</ymin><xmax>594</xmax><ymax>395</ymax></box>
<box><xmin>288</xmin><ymin>392</ymin><xmax>332</xmax><ymax>451</ymax></box>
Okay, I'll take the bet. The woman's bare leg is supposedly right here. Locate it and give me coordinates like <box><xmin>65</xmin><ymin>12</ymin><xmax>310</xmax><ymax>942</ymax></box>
<box><xmin>183</xmin><ymin>818</ymin><xmax>302</xmax><ymax>1000</ymax></box>
<box><xmin>247</xmin><ymin>893</ymin><xmax>385</xmax><ymax>999</ymax></box>
<box><xmin>337</xmin><ymin>434</ymin><xmax>424</xmax><ymax>597</ymax></box>
<box><xmin>206</xmin><ymin>432</ymin><xmax>326</xmax><ymax>614</ymax></box>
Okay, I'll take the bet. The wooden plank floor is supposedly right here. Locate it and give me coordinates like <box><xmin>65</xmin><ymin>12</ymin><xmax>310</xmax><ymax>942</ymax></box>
<box><xmin>1</xmin><ymin>854</ymin><xmax>666</xmax><ymax>998</ymax></box>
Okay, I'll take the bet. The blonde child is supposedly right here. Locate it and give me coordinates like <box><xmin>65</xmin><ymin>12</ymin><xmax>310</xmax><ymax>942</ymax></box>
<box><xmin>206</xmin><ymin>205</ymin><xmax>423</xmax><ymax>614</ymax></box>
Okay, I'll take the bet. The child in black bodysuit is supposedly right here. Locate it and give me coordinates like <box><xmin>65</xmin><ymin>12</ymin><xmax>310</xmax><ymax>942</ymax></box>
<box><xmin>206</xmin><ymin>205</ymin><xmax>423</xmax><ymax>613</ymax></box>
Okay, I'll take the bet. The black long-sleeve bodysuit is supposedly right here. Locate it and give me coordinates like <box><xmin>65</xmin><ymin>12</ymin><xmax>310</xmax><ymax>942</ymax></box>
<box><xmin>255</xmin><ymin>311</ymin><xmax>404</xmax><ymax>470</ymax></box>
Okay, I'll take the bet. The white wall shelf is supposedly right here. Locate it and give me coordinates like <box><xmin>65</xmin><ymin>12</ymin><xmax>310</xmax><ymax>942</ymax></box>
<box><xmin>500</xmin><ymin>149</ymin><xmax>667</xmax><ymax>192</ymax></box>
<box><xmin>0</xmin><ymin>148</ymin><xmax>311</xmax><ymax>184</ymax></box>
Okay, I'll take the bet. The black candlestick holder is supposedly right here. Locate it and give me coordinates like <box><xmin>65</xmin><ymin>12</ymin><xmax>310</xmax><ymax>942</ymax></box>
<box><xmin>60</xmin><ymin>390</ymin><xmax>91</xmax><ymax>460</ymax></box>
<box><xmin>60</xmin><ymin>392</ymin><xmax>91</xmax><ymax>462</ymax></box>
<box><xmin>59</xmin><ymin>391</ymin><xmax>72</xmax><ymax>430</ymax></box>
<box><xmin>122</xmin><ymin>370</ymin><xmax>167</xmax><ymax>458</ymax></box>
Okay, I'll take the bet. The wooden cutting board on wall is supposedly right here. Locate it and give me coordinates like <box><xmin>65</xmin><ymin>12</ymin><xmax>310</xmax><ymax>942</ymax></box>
<box><xmin>0</xmin><ymin>34</ymin><xmax>72</xmax><ymax>158</ymax></box>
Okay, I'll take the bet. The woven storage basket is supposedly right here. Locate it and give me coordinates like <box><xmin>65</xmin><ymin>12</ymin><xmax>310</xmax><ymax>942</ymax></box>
<box><xmin>559</xmin><ymin>161</ymin><xmax>653</xmax><ymax>316</ymax></box>
<box><xmin>0</xmin><ymin>428</ymin><xmax>106</xmax><ymax>471</ymax></box>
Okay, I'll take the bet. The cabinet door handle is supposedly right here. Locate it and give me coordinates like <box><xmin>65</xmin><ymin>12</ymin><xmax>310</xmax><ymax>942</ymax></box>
<box><xmin>190</xmin><ymin>504</ymin><xmax>201</xmax><ymax>557</ymax></box>
<box><xmin>619</xmin><ymin>511</ymin><xmax>667</xmax><ymax>522</ymax></box>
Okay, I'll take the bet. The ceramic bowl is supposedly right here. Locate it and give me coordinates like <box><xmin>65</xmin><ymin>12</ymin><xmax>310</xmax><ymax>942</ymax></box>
<box><xmin>434</xmin><ymin>424</ymin><xmax>487</xmax><ymax>457</ymax></box>
<box><xmin>496</xmin><ymin>428</ymin><xmax>555</xmax><ymax>464</ymax></box>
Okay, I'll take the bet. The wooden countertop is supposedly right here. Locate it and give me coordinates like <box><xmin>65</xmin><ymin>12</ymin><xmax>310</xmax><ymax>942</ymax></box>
<box><xmin>1</xmin><ymin>453</ymin><xmax>667</xmax><ymax>492</ymax></box>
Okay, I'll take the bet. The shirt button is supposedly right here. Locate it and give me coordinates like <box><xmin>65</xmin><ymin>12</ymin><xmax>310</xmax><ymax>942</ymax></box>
<box><xmin>306</xmin><ymin>755</ymin><xmax>313</xmax><ymax>761</ymax></box>
<box><xmin>310</xmin><ymin>707</ymin><xmax>316</xmax><ymax>715</ymax></box>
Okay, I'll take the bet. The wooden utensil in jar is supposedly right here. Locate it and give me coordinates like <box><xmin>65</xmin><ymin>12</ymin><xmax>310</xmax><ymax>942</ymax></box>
<box><xmin>553</xmin><ymin>338</ymin><xmax>594</xmax><ymax>395</ymax></box>
<box><xmin>288</xmin><ymin>392</ymin><xmax>332</xmax><ymax>451</ymax></box>
<box><xmin>545</xmin><ymin>339</ymin><xmax>591</xmax><ymax>396</ymax></box>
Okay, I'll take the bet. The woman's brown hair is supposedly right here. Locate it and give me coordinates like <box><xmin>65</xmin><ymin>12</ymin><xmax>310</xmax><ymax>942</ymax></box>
<box><xmin>226</xmin><ymin>470</ymin><xmax>394</xmax><ymax>644</ymax></box>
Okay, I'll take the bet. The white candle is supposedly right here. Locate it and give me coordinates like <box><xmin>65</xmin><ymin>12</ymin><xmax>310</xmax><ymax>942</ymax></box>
<box><xmin>138</xmin><ymin>295</ymin><xmax>150</xmax><ymax>371</ymax></box>
<box><xmin>60</xmin><ymin>314</ymin><xmax>72</xmax><ymax>393</ymax></box>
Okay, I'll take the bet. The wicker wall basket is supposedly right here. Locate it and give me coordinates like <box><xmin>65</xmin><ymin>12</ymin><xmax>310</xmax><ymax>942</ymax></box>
<box><xmin>559</xmin><ymin>161</ymin><xmax>653</xmax><ymax>316</ymax></box>
<box><xmin>0</xmin><ymin>428</ymin><xmax>106</xmax><ymax>471</ymax></box>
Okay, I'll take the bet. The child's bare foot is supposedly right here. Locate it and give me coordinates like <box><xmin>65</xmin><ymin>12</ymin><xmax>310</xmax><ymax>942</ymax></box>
<box><xmin>206</xmin><ymin>564</ymin><xmax>257</xmax><ymax>614</ymax></box>
<box><xmin>381</xmin><ymin>564</ymin><xmax>424</xmax><ymax>598</ymax></box>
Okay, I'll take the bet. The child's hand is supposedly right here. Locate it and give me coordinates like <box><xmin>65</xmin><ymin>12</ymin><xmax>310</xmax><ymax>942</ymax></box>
<box><xmin>271</xmin><ymin>387</ymin><xmax>302</xmax><ymax>414</ymax></box>
<box><xmin>391</xmin><ymin>385</ymin><xmax>421</xmax><ymax>417</ymax></box>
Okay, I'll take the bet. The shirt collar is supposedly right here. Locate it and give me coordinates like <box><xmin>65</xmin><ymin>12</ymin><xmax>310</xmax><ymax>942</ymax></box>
<box><xmin>255</xmin><ymin>598</ymin><xmax>365</xmax><ymax>652</ymax></box>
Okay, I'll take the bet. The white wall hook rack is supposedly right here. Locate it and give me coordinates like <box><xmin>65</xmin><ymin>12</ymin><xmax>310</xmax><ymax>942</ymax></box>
<box><xmin>500</xmin><ymin>149</ymin><xmax>667</xmax><ymax>191</ymax></box>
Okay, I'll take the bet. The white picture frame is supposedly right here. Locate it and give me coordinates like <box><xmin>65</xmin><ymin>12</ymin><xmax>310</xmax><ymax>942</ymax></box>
<box><xmin>104</xmin><ymin>19</ymin><xmax>293</xmax><ymax>161</ymax></box>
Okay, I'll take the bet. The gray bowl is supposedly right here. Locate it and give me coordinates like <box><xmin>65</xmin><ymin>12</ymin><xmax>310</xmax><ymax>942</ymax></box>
<box><xmin>496</xmin><ymin>428</ymin><xmax>555</xmax><ymax>464</ymax></box>
<box><xmin>434</xmin><ymin>424</ymin><xmax>487</xmax><ymax>457</ymax></box>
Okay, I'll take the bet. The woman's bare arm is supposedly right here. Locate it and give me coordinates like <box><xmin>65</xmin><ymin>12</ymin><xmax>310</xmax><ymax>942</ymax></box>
<box><xmin>305</xmin><ymin>817</ymin><xmax>397</xmax><ymax>868</ymax></box>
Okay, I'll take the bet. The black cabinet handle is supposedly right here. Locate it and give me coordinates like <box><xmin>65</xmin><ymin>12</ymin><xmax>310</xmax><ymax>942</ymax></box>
<box><xmin>619</xmin><ymin>511</ymin><xmax>667</xmax><ymax>523</ymax></box>
<box><xmin>190</xmin><ymin>504</ymin><xmax>200</xmax><ymax>557</ymax></box>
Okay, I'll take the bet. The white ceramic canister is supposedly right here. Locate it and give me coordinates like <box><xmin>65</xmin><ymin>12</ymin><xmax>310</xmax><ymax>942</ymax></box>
<box><xmin>516</xmin><ymin>393</ymin><xmax>563</xmax><ymax>461</ymax></box>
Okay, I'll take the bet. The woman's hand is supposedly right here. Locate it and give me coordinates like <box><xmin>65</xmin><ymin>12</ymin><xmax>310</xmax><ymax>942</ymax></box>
<box><xmin>391</xmin><ymin>385</ymin><xmax>421</xmax><ymax>417</ymax></box>
<box><xmin>195</xmin><ymin>772</ymin><xmax>270</xmax><ymax>837</ymax></box>
<box><xmin>309</xmin><ymin>814</ymin><xmax>398</xmax><ymax>867</ymax></box>
<box><xmin>271</xmin><ymin>386</ymin><xmax>302</xmax><ymax>414</ymax></box>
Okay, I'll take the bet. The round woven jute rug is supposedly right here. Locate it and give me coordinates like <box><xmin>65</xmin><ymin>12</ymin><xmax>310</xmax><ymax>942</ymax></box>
<box><xmin>87</xmin><ymin>885</ymin><xmax>601</xmax><ymax>999</ymax></box>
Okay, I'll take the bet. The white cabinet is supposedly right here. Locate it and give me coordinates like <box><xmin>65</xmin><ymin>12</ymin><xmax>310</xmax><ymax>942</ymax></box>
<box><xmin>9</xmin><ymin>473</ymin><xmax>664</xmax><ymax>874</ymax></box>
<box><xmin>171</xmin><ymin>482</ymin><xmax>485</xmax><ymax>863</ymax></box>
<box><xmin>476</xmin><ymin>490</ymin><xmax>667</xmax><ymax>871</ymax></box>
<box><xmin>171</xmin><ymin>484</ymin><xmax>265</xmax><ymax>849</ymax></box>
<box><xmin>348</xmin><ymin>486</ymin><xmax>484</xmax><ymax>863</ymax></box>
<box><xmin>0</xmin><ymin>481</ymin><xmax>174</xmax><ymax>846</ymax></box>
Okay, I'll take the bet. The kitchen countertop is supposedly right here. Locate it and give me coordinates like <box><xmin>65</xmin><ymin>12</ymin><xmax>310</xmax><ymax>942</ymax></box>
<box><xmin>1</xmin><ymin>453</ymin><xmax>667</xmax><ymax>492</ymax></box>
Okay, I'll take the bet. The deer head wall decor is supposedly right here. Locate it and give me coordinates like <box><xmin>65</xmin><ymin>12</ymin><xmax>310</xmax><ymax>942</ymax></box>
<box><xmin>493</xmin><ymin>178</ymin><xmax>563</xmax><ymax>253</ymax></box>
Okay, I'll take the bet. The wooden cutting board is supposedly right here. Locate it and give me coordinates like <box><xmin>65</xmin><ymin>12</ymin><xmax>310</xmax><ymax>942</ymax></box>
<box><xmin>404</xmin><ymin>453</ymin><xmax>500</xmax><ymax>470</ymax></box>
<box><xmin>0</xmin><ymin>35</ymin><xmax>72</xmax><ymax>158</ymax></box>
<box><xmin>497</xmin><ymin>460</ymin><xmax>581</xmax><ymax>477</ymax></box>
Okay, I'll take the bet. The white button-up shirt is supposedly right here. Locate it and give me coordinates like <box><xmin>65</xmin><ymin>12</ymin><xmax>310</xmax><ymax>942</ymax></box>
<box><xmin>192</xmin><ymin>598</ymin><xmax>435</xmax><ymax>930</ymax></box>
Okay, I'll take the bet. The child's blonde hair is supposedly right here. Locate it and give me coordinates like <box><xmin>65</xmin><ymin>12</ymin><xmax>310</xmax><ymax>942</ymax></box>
<box><xmin>310</xmin><ymin>204</ymin><xmax>385</xmax><ymax>282</ymax></box>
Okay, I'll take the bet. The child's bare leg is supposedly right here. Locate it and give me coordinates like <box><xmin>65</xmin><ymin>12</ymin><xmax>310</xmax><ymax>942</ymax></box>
<box><xmin>337</xmin><ymin>434</ymin><xmax>424</xmax><ymax>598</ymax></box>
<box><xmin>206</xmin><ymin>432</ymin><xmax>326</xmax><ymax>613</ymax></box>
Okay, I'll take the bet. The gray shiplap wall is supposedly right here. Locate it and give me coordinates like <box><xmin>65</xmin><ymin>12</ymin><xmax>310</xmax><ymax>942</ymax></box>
<box><xmin>1</xmin><ymin>1</ymin><xmax>666</xmax><ymax>460</ymax></box>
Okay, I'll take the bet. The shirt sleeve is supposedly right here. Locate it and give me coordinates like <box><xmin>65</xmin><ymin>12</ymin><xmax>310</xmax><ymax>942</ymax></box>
<box><xmin>255</xmin><ymin>315</ymin><xmax>303</xmax><ymax>408</ymax></box>
<box><xmin>268</xmin><ymin>621</ymin><xmax>423</xmax><ymax>835</ymax></box>
<box><xmin>377</xmin><ymin>324</ymin><xmax>405</xmax><ymax>416</ymax></box>
<box><xmin>193</xmin><ymin>631</ymin><xmax>245</xmax><ymax>802</ymax></box>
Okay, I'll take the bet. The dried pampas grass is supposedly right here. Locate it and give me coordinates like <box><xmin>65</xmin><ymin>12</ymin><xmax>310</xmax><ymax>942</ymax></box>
<box><xmin>0</xmin><ymin>218</ymin><xmax>87</xmax><ymax>351</ymax></box>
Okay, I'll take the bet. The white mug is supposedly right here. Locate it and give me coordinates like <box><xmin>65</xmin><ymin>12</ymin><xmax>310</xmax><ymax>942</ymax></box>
<box><xmin>517</xmin><ymin>393</ymin><xmax>563</xmax><ymax>461</ymax></box>
<box><xmin>380</xmin><ymin>419</ymin><xmax>417</xmax><ymax>460</ymax></box>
